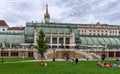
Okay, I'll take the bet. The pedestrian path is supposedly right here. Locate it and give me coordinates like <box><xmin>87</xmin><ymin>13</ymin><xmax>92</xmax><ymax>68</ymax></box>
<box><xmin>1</xmin><ymin>58</ymin><xmax>117</xmax><ymax>64</ymax></box>
<box><xmin>2</xmin><ymin>58</ymin><xmax>100</xmax><ymax>64</ymax></box>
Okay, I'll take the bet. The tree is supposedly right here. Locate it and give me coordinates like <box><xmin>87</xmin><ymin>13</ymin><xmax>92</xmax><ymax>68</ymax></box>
<box><xmin>36</xmin><ymin>30</ymin><xmax>48</xmax><ymax>60</ymax></box>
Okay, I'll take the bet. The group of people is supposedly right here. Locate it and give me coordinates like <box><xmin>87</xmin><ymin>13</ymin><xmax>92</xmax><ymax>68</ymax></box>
<box><xmin>41</xmin><ymin>61</ymin><xmax>48</xmax><ymax>67</ymax></box>
<box><xmin>97</xmin><ymin>58</ymin><xmax>120</xmax><ymax>68</ymax></box>
<box><xmin>70</xmin><ymin>58</ymin><xmax>79</xmax><ymax>65</ymax></box>
<box><xmin>64</xmin><ymin>56</ymin><xmax>79</xmax><ymax>65</ymax></box>
<box><xmin>41</xmin><ymin>57</ymin><xmax>79</xmax><ymax>67</ymax></box>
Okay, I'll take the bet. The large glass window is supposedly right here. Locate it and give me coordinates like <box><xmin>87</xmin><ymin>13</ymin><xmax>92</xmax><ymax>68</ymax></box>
<box><xmin>109</xmin><ymin>52</ymin><xmax>114</xmax><ymax>57</ymax></box>
<box><xmin>59</xmin><ymin>38</ymin><xmax>63</xmax><ymax>44</ymax></box>
<box><xmin>66</xmin><ymin>38</ymin><xmax>70</xmax><ymax>44</ymax></box>
<box><xmin>3</xmin><ymin>29</ymin><xmax>5</xmax><ymax>31</ymax></box>
<box><xmin>116</xmin><ymin>52</ymin><xmax>120</xmax><ymax>57</ymax></box>
<box><xmin>1</xmin><ymin>51</ymin><xmax>8</xmax><ymax>56</ymax></box>
<box><xmin>52</xmin><ymin>38</ymin><xmax>57</xmax><ymax>44</ymax></box>
<box><xmin>28</xmin><ymin>52</ymin><xmax>33</xmax><ymax>57</ymax></box>
<box><xmin>11</xmin><ymin>52</ymin><xmax>18</xmax><ymax>56</ymax></box>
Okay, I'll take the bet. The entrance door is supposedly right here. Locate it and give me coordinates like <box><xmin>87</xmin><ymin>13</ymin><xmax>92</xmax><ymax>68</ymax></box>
<box><xmin>62</xmin><ymin>52</ymin><xmax>70</xmax><ymax>60</ymax></box>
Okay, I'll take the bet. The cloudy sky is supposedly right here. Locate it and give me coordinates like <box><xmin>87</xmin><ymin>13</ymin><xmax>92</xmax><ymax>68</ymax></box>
<box><xmin>0</xmin><ymin>0</ymin><xmax>120</xmax><ymax>27</ymax></box>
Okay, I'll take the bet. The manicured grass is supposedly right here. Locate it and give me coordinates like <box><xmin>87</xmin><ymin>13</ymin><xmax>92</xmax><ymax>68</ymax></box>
<box><xmin>0</xmin><ymin>58</ymin><xmax>34</xmax><ymax>63</ymax></box>
<box><xmin>0</xmin><ymin>60</ymin><xmax>120</xmax><ymax>74</ymax></box>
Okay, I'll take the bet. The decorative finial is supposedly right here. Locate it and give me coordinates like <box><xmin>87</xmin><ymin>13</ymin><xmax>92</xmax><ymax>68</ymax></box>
<box><xmin>44</xmin><ymin>4</ymin><xmax>50</xmax><ymax>23</ymax></box>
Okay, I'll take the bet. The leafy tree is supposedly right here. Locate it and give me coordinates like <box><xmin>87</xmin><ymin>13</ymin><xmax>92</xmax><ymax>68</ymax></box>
<box><xmin>36</xmin><ymin>30</ymin><xmax>48</xmax><ymax>60</ymax></box>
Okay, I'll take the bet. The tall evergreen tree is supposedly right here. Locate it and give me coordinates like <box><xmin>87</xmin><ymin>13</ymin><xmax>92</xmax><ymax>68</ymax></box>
<box><xmin>36</xmin><ymin>30</ymin><xmax>48</xmax><ymax>60</ymax></box>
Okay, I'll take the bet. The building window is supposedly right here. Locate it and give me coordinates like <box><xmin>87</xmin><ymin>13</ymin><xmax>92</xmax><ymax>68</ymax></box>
<box><xmin>52</xmin><ymin>38</ymin><xmax>57</xmax><ymax>44</ymax></box>
<box><xmin>113</xmin><ymin>31</ymin><xmax>114</xmax><ymax>33</ymax></box>
<box><xmin>116</xmin><ymin>52</ymin><xmax>120</xmax><ymax>57</ymax></box>
<box><xmin>1</xmin><ymin>51</ymin><xmax>8</xmax><ymax>56</ymax></box>
<box><xmin>81</xmin><ymin>30</ymin><xmax>83</xmax><ymax>32</ymax></box>
<box><xmin>119</xmin><ymin>31</ymin><xmax>120</xmax><ymax>33</ymax></box>
<box><xmin>3</xmin><ymin>29</ymin><xmax>5</xmax><ymax>31</ymax></box>
<box><xmin>66</xmin><ymin>38</ymin><xmax>70</xmax><ymax>44</ymax></box>
<box><xmin>59</xmin><ymin>38</ymin><xmax>63</xmax><ymax>44</ymax></box>
<box><xmin>28</xmin><ymin>52</ymin><xmax>33</xmax><ymax>57</ymax></box>
<box><xmin>98</xmin><ymin>34</ymin><xmax>100</xmax><ymax>36</ymax></box>
<box><xmin>109</xmin><ymin>52</ymin><xmax>114</xmax><ymax>57</ymax></box>
<box><xmin>110</xmin><ymin>31</ymin><xmax>111</xmax><ymax>33</ymax></box>
<box><xmin>105</xmin><ymin>34</ymin><xmax>107</xmax><ymax>36</ymax></box>
<box><xmin>101</xmin><ymin>34</ymin><xmax>103</xmax><ymax>36</ymax></box>
<box><xmin>84</xmin><ymin>30</ymin><xmax>86</xmax><ymax>32</ymax></box>
<box><xmin>46</xmin><ymin>37</ymin><xmax>50</xmax><ymax>43</ymax></box>
<box><xmin>89</xmin><ymin>33</ymin><xmax>91</xmax><ymax>35</ymax></box>
<box><xmin>11</xmin><ymin>52</ymin><xmax>18</xmax><ymax>56</ymax></box>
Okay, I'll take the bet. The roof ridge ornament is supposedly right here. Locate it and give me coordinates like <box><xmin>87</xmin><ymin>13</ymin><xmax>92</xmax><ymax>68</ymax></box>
<box><xmin>44</xmin><ymin>4</ymin><xmax>50</xmax><ymax>23</ymax></box>
<box><xmin>96</xmin><ymin>21</ymin><xmax>101</xmax><ymax>25</ymax></box>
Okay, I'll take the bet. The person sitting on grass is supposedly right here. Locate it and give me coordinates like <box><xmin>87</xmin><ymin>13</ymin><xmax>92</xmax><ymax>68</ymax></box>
<box><xmin>103</xmin><ymin>62</ymin><xmax>112</xmax><ymax>68</ymax></box>
<box><xmin>116</xmin><ymin>58</ymin><xmax>120</xmax><ymax>66</ymax></box>
<box><xmin>41</xmin><ymin>61</ymin><xmax>47</xmax><ymax>67</ymax></box>
<box><xmin>112</xmin><ymin>63</ymin><xmax>117</xmax><ymax>68</ymax></box>
<box><xmin>97</xmin><ymin>60</ymin><xmax>112</xmax><ymax>68</ymax></box>
<box><xmin>97</xmin><ymin>60</ymin><xmax>103</xmax><ymax>67</ymax></box>
<box><xmin>44</xmin><ymin>62</ymin><xmax>48</xmax><ymax>67</ymax></box>
<box><xmin>111</xmin><ymin>59</ymin><xmax>120</xmax><ymax>68</ymax></box>
<box><xmin>41</xmin><ymin>61</ymin><xmax>45</xmax><ymax>66</ymax></box>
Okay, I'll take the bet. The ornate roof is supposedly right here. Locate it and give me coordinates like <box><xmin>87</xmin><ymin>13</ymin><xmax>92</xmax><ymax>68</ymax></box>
<box><xmin>0</xmin><ymin>20</ymin><xmax>9</xmax><ymax>27</ymax></box>
<box><xmin>96</xmin><ymin>21</ymin><xmax>101</xmax><ymax>25</ymax></box>
<box><xmin>8</xmin><ymin>27</ymin><xmax>25</xmax><ymax>30</ymax></box>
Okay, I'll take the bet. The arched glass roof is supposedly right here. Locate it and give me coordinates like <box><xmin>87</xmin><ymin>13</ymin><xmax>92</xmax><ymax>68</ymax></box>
<box><xmin>79</xmin><ymin>36</ymin><xmax>120</xmax><ymax>49</ymax></box>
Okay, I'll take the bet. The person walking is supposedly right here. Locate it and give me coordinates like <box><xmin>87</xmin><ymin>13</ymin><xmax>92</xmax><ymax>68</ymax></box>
<box><xmin>75</xmin><ymin>58</ymin><xmax>78</xmax><ymax>65</ymax></box>
<box><xmin>70</xmin><ymin>58</ymin><xmax>74</xmax><ymax>65</ymax></box>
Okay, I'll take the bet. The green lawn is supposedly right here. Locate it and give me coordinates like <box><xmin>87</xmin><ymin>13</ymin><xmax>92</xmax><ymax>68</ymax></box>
<box><xmin>0</xmin><ymin>60</ymin><xmax>120</xmax><ymax>74</ymax></box>
<box><xmin>0</xmin><ymin>58</ymin><xmax>34</xmax><ymax>63</ymax></box>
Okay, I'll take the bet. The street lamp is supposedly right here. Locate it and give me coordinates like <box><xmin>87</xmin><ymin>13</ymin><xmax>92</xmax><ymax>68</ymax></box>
<box><xmin>101</xmin><ymin>44</ymin><xmax>106</xmax><ymax>61</ymax></box>
<box><xmin>1</xmin><ymin>41</ymin><xmax>5</xmax><ymax>64</ymax></box>
<box><xmin>86</xmin><ymin>46</ymin><xmax>89</xmax><ymax>61</ymax></box>
<box><xmin>53</xmin><ymin>46</ymin><xmax>56</xmax><ymax>61</ymax></box>
<box><xmin>1</xmin><ymin>47</ymin><xmax>5</xmax><ymax>64</ymax></box>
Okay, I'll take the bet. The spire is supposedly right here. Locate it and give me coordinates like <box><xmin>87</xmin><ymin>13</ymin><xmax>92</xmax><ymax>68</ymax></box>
<box><xmin>44</xmin><ymin>4</ymin><xmax>50</xmax><ymax>23</ymax></box>
<box><xmin>46</xmin><ymin>4</ymin><xmax>49</xmax><ymax>16</ymax></box>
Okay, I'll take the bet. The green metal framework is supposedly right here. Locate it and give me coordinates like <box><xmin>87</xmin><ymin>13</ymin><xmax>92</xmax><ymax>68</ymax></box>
<box><xmin>79</xmin><ymin>35</ymin><xmax>120</xmax><ymax>49</ymax></box>
<box><xmin>25</xmin><ymin>22</ymin><xmax>76</xmax><ymax>43</ymax></box>
<box><xmin>24</xmin><ymin>22</ymin><xmax>120</xmax><ymax>49</ymax></box>
<box><xmin>0</xmin><ymin>33</ymin><xmax>24</xmax><ymax>48</ymax></box>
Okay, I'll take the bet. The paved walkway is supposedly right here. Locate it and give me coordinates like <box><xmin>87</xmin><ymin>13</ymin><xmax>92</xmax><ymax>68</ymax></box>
<box><xmin>2</xmin><ymin>59</ymin><xmax>99</xmax><ymax>64</ymax></box>
<box><xmin>1</xmin><ymin>58</ymin><xmax>117</xmax><ymax>64</ymax></box>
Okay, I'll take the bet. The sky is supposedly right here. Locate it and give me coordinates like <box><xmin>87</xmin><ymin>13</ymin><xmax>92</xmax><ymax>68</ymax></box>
<box><xmin>0</xmin><ymin>0</ymin><xmax>120</xmax><ymax>27</ymax></box>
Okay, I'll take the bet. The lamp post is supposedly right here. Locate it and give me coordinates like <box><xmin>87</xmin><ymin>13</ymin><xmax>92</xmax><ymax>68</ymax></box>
<box><xmin>53</xmin><ymin>46</ymin><xmax>56</xmax><ymax>61</ymax></box>
<box><xmin>1</xmin><ymin>47</ymin><xmax>5</xmax><ymax>64</ymax></box>
<box><xmin>1</xmin><ymin>48</ymin><xmax>3</xmax><ymax>64</ymax></box>
<box><xmin>86</xmin><ymin>46</ymin><xmax>89</xmax><ymax>61</ymax></box>
<box><xmin>101</xmin><ymin>44</ymin><xmax>105</xmax><ymax>61</ymax></box>
<box><xmin>1</xmin><ymin>41</ymin><xmax>5</xmax><ymax>64</ymax></box>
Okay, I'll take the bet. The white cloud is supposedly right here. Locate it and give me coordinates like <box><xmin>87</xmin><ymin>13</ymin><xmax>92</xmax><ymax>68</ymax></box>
<box><xmin>0</xmin><ymin>0</ymin><xmax>120</xmax><ymax>26</ymax></box>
